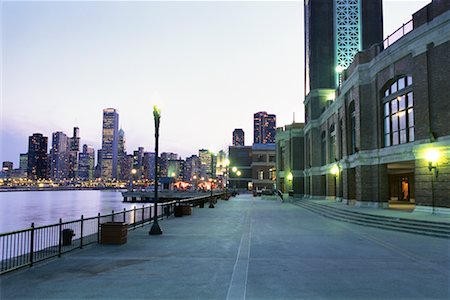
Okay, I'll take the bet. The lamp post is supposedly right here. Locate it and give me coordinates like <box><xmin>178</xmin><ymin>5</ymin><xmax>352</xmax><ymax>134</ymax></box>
<box><xmin>149</xmin><ymin>105</ymin><xmax>162</xmax><ymax>235</ymax></box>
<box><xmin>129</xmin><ymin>168</ymin><xmax>137</xmax><ymax>191</ymax></box>
<box><xmin>224</xmin><ymin>159</ymin><xmax>230</xmax><ymax>196</ymax></box>
<box><xmin>236</xmin><ymin>170</ymin><xmax>241</xmax><ymax>193</ymax></box>
<box><xmin>192</xmin><ymin>175</ymin><xmax>197</xmax><ymax>191</ymax></box>
<box><xmin>425</xmin><ymin>148</ymin><xmax>440</xmax><ymax>214</ymax></box>
<box><xmin>209</xmin><ymin>152</ymin><xmax>215</xmax><ymax>208</ymax></box>
<box><xmin>330</xmin><ymin>164</ymin><xmax>339</xmax><ymax>200</ymax></box>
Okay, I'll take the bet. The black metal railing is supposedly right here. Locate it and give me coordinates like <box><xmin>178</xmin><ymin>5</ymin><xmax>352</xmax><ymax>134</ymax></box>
<box><xmin>0</xmin><ymin>192</ymin><xmax>225</xmax><ymax>275</ymax></box>
<box><xmin>383</xmin><ymin>20</ymin><xmax>413</xmax><ymax>49</ymax></box>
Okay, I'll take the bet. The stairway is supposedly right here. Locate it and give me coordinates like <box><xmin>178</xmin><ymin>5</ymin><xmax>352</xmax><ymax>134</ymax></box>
<box><xmin>293</xmin><ymin>199</ymin><xmax>450</xmax><ymax>239</ymax></box>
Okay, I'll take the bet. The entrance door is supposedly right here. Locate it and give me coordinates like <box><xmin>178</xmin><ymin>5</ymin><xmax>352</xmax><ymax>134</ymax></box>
<box><xmin>388</xmin><ymin>173</ymin><xmax>414</xmax><ymax>202</ymax></box>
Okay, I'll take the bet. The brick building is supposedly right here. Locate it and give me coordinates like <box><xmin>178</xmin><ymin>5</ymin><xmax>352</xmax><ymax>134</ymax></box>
<box><xmin>296</xmin><ymin>0</ymin><xmax>450</xmax><ymax>213</ymax></box>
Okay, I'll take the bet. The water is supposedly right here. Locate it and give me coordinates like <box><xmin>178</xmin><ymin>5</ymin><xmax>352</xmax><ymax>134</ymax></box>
<box><xmin>0</xmin><ymin>190</ymin><xmax>149</xmax><ymax>233</ymax></box>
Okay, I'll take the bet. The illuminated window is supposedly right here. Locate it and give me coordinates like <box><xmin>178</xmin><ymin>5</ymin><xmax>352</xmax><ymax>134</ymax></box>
<box><xmin>329</xmin><ymin>124</ymin><xmax>336</xmax><ymax>162</ymax></box>
<box><xmin>258</xmin><ymin>170</ymin><xmax>264</xmax><ymax>180</ymax></box>
<box><xmin>321</xmin><ymin>131</ymin><xmax>327</xmax><ymax>165</ymax></box>
<box><xmin>383</xmin><ymin>76</ymin><xmax>414</xmax><ymax>146</ymax></box>
<box><xmin>349</xmin><ymin>101</ymin><xmax>356</xmax><ymax>154</ymax></box>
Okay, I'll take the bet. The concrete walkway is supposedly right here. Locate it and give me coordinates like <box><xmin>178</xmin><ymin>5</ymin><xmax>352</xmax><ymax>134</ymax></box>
<box><xmin>1</xmin><ymin>194</ymin><xmax>449</xmax><ymax>299</ymax></box>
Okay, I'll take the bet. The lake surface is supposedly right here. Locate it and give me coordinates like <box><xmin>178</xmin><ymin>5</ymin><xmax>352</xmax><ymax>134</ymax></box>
<box><xmin>0</xmin><ymin>190</ymin><xmax>150</xmax><ymax>233</ymax></box>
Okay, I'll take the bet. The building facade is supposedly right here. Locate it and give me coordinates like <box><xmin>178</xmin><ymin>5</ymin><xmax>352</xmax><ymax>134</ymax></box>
<box><xmin>251</xmin><ymin>143</ymin><xmax>276</xmax><ymax>192</ymax></box>
<box><xmin>69</xmin><ymin>127</ymin><xmax>80</xmax><ymax>179</ymax></box>
<box><xmin>228</xmin><ymin>145</ymin><xmax>252</xmax><ymax>190</ymax></box>
<box><xmin>27</xmin><ymin>133</ymin><xmax>48</xmax><ymax>180</ymax></box>
<box><xmin>101</xmin><ymin>108</ymin><xmax>119</xmax><ymax>179</ymax></box>
<box><xmin>254</xmin><ymin>112</ymin><xmax>276</xmax><ymax>144</ymax></box>
<box><xmin>50</xmin><ymin>131</ymin><xmax>70</xmax><ymax>180</ymax></box>
<box><xmin>299</xmin><ymin>0</ymin><xmax>450</xmax><ymax>212</ymax></box>
<box><xmin>276</xmin><ymin>123</ymin><xmax>305</xmax><ymax>195</ymax></box>
<box><xmin>232</xmin><ymin>129</ymin><xmax>245</xmax><ymax>146</ymax></box>
<box><xmin>78</xmin><ymin>144</ymin><xmax>95</xmax><ymax>180</ymax></box>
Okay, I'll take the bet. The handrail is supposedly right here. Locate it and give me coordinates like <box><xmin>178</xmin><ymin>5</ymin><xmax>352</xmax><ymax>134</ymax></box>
<box><xmin>0</xmin><ymin>192</ymin><xmax>226</xmax><ymax>275</ymax></box>
<box><xmin>383</xmin><ymin>20</ymin><xmax>413</xmax><ymax>49</ymax></box>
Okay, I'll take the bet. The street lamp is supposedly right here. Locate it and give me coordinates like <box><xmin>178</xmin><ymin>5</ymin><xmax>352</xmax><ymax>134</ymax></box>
<box><xmin>236</xmin><ymin>170</ymin><xmax>241</xmax><ymax>192</ymax></box>
<box><xmin>425</xmin><ymin>148</ymin><xmax>440</xmax><ymax>214</ymax></box>
<box><xmin>129</xmin><ymin>168</ymin><xmax>137</xmax><ymax>191</ymax></box>
<box><xmin>149</xmin><ymin>105</ymin><xmax>162</xmax><ymax>235</ymax></box>
<box><xmin>330</xmin><ymin>164</ymin><xmax>340</xmax><ymax>200</ymax></box>
<box><xmin>224</xmin><ymin>159</ymin><xmax>230</xmax><ymax>196</ymax></box>
<box><xmin>209</xmin><ymin>152</ymin><xmax>215</xmax><ymax>208</ymax></box>
<box><xmin>192</xmin><ymin>175</ymin><xmax>197</xmax><ymax>191</ymax></box>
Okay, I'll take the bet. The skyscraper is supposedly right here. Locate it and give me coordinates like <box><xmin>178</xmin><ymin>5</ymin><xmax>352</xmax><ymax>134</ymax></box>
<box><xmin>19</xmin><ymin>153</ymin><xmax>28</xmax><ymax>176</ymax></box>
<box><xmin>232</xmin><ymin>129</ymin><xmax>245</xmax><ymax>146</ymax></box>
<box><xmin>78</xmin><ymin>144</ymin><xmax>95</xmax><ymax>180</ymax></box>
<box><xmin>117</xmin><ymin>128</ymin><xmax>127</xmax><ymax>180</ymax></box>
<box><xmin>69</xmin><ymin>127</ymin><xmax>80</xmax><ymax>179</ymax></box>
<box><xmin>160</xmin><ymin>152</ymin><xmax>178</xmax><ymax>177</ymax></box>
<box><xmin>50</xmin><ymin>131</ymin><xmax>70</xmax><ymax>180</ymax></box>
<box><xmin>254</xmin><ymin>112</ymin><xmax>276</xmax><ymax>144</ymax></box>
<box><xmin>101</xmin><ymin>108</ymin><xmax>119</xmax><ymax>179</ymax></box>
<box><xmin>27</xmin><ymin>133</ymin><xmax>48</xmax><ymax>180</ymax></box>
<box><xmin>143</xmin><ymin>152</ymin><xmax>156</xmax><ymax>180</ymax></box>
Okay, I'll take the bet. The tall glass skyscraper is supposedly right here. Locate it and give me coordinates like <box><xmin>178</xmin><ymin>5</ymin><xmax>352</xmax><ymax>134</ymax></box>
<box><xmin>78</xmin><ymin>144</ymin><xmax>95</xmax><ymax>180</ymax></box>
<box><xmin>254</xmin><ymin>112</ymin><xmax>276</xmax><ymax>144</ymax></box>
<box><xmin>50</xmin><ymin>131</ymin><xmax>70</xmax><ymax>180</ymax></box>
<box><xmin>27</xmin><ymin>133</ymin><xmax>48</xmax><ymax>180</ymax></box>
<box><xmin>101</xmin><ymin>108</ymin><xmax>119</xmax><ymax>179</ymax></box>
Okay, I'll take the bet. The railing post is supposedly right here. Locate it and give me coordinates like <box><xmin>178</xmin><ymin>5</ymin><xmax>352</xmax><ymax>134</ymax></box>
<box><xmin>97</xmin><ymin>213</ymin><xmax>101</xmax><ymax>243</ymax></box>
<box><xmin>142</xmin><ymin>205</ymin><xmax>145</xmax><ymax>227</ymax></box>
<box><xmin>30</xmin><ymin>223</ymin><xmax>35</xmax><ymax>267</ymax></box>
<box><xmin>112</xmin><ymin>210</ymin><xmax>115</xmax><ymax>222</ymax></box>
<box><xmin>58</xmin><ymin>219</ymin><xmax>62</xmax><ymax>257</ymax></box>
<box><xmin>80</xmin><ymin>215</ymin><xmax>84</xmax><ymax>249</ymax></box>
<box><xmin>133</xmin><ymin>206</ymin><xmax>137</xmax><ymax>229</ymax></box>
<box><xmin>123</xmin><ymin>208</ymin><xmax>126</xmax><ymax>223</ymax></box>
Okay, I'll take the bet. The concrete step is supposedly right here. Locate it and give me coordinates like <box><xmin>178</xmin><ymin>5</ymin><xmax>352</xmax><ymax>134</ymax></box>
<box><xmin>293</xmin><ymin>200</ymin><xmax>450</xmax><ymax>239</ymax></box>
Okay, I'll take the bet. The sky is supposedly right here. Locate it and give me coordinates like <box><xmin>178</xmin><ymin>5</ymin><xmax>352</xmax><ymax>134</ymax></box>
<box><xmin>1</xmin><ymin>0</ymin><xmax>431</xmax><ymax>166</ymax></box>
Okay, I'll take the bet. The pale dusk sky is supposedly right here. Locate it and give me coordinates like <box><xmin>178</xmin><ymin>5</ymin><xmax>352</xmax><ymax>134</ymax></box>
<box><xmin>1</xmin><ymin>0</ymin><xmax>431</xmax><ymax>166</ymax></box>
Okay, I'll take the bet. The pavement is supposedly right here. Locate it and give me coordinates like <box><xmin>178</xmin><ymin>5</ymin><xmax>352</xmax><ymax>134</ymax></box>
<box><xmin>1</xmin><ymin>194</ymin><xmax>449</xmax><ymax>300</ymax></box>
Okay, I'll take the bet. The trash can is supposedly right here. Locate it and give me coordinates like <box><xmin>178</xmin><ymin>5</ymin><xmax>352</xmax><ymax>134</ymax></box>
<box><xmin>62</xmin><ymin>229</ymin><xmax>75</xmax><ymax>246</ymax></box>
<box><xmin>174</xmin><ymin>205</ymin><xmax>183</xmax><ymax>217</ymax></box>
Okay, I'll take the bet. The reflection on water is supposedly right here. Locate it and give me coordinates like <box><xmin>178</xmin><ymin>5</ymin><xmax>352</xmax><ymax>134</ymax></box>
<box><xmin>0</xmin><ymin>190</ymin><xmax>146</xmax><ymax>233</ymax></box>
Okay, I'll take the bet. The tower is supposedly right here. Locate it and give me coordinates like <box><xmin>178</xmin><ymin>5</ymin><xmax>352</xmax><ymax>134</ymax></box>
<box><xmin>304</xmin><ymin>0</ymin><xmax>383</xmax><ymax>121</ymax></box>
<box><xmin>50</xmin><ymin>131</ymin><xmax>70</xmax><ymax>180</ymax></box>
<box><xmin>254</xmin><ymin>112</ymin><xmax>276</xmax><ymax>144</ymax></box>
<box><xmin>101</xmin><ymin>108</ymin><xmax>119</xmax><ymax>179</ymax></box>
<box><xmin>305</xmin><ymin>0</ymin><xmax>383</xmax><ymax>93</ymax></box>
<box><xmin>27</xmin><ymin>133</ymin><xmax>48</xmax><ymax>180</ymax></box>
<box><xmin>232</xmin><ymin>129</ymin><xmax>245</xmax><ymax>146</ymax></box>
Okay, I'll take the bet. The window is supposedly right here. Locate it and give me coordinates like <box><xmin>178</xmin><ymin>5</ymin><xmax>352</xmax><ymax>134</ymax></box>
<box><xmin>321</xmin><ymin>131</ymin><xmax>327</xmax><ymax>165</ymax></box>
<box><xmin>329</xmin><ymin>124</ymin><xmax>336</xmax><ymax>162</ymax></box>
<box><xmin>339</xmin><ymin>119</ymin><xmax>344</xmax><ymax>159</ymax></box>
<box><xmin>349</xmin><ymin>101</ymin><xmax>356</xmax><ymax>154</ymax></box>
<box><xmin>383</xmin><ymin>76</ymin><xmax>414</xmax><ymax>146</ymax></box>
<box><xmin>269</xmin><ymin>155</ymin><xmax>276</xmax><ymax>163</ymax></box>
<box><xmin>258</xmin><ymin>170</ymin><xmax>264</xmax><ymax>180</ymax></box>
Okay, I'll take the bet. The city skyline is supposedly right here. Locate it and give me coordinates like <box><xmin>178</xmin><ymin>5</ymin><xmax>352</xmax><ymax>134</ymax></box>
<box><xmin>1</xmin><ymin>0</ymin><xmax>431</xmax><ymax>166</ymax></box>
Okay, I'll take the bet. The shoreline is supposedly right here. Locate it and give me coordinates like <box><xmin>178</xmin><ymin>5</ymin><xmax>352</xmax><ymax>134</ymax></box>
<box><xmin>0</xmin><ymin>187</ymin><xmax>125</xmax><ymax>193</ymax></box>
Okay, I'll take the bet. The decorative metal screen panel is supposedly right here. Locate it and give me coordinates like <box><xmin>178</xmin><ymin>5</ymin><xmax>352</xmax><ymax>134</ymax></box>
<box><xmin>335</xmin><ymin>0</ymin><xmax>361</xmax><ymax>72</ymax></box>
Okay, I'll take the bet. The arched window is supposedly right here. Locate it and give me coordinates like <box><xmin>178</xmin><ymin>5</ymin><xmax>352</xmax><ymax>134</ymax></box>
<box><xmin>329</xmin><ymin>124</ymin><xmax>336</xmax><ymax>162</ymax></box>
<box><xmin>383</xmin><ymin>75</ymin><xmax>414</xmax><ymax>146</ymax></box>
<box><xmin>321</xmin><ymin>131</ymin><xmax>327</xmax><ymax>165</ymax></box>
